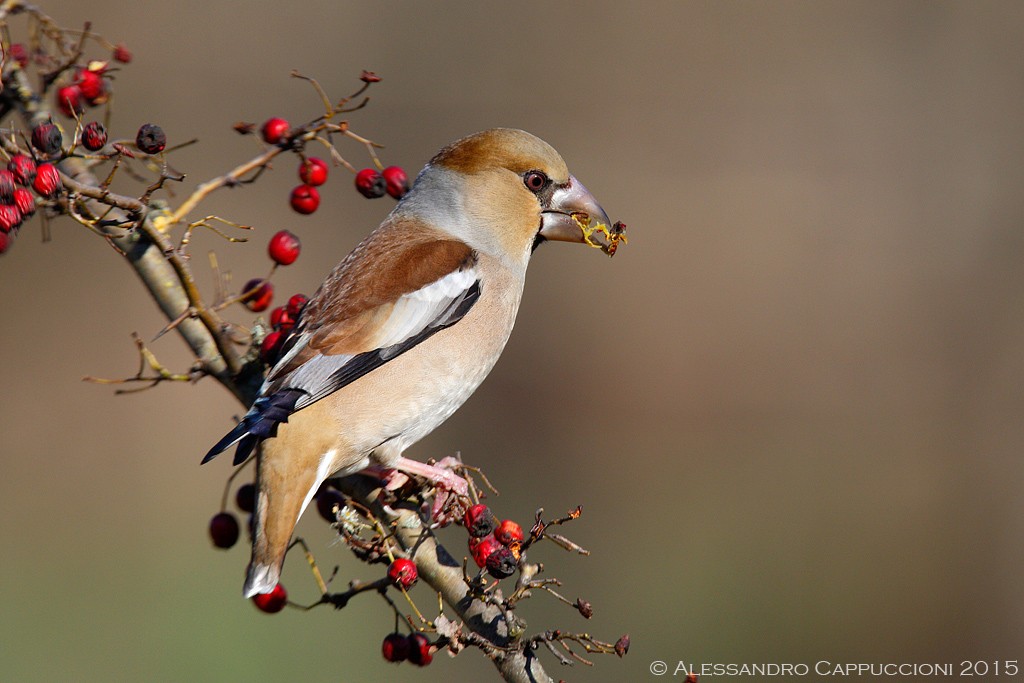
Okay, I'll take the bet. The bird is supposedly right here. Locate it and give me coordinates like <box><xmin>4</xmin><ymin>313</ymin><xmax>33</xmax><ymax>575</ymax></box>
<box><xmin>203</xmin><ymin>128</ymin><xmax>624</xmax><ymax>598</ymax></box>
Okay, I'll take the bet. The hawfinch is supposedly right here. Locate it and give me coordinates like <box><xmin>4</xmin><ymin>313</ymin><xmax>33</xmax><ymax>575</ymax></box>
<box><xmin>204</xmin><ymin>128</ymin><xmax>623</xmax><ymax>598</ymax></box>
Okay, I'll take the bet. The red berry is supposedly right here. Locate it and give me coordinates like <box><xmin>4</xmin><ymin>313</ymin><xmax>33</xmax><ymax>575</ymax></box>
<box><xmin>136</xmin><ymin>123</ymin><xmax>166</xmax><ymax>154</ymax></box>
<box><xmin>56</xmin><ymin>85</ymin><xmax>83</xmax><ymax>118</ymax></box>
<box><xmin>252</xmin><ymin>583</ymin><xmax>288</xmax><ymax>613</ymax></box>
<box><xmin>209</xmin><ymin>512</ymin><xmax>240</xmax><ymax>549</ymax></box>
<box><xmin>0</xmin><ymin>232</ymin><xmax>11</xmax><ymax>254</ymax></box>
<box><xmin>267</xmin><ymin>229</ymin><xmax>301</xmax><ymax>265</ymax></box>
<box><xmin>269</xmin><ymin>306</ymin><xmax>297</xmax><ymax>332</ymax></box>
<box><xmin>381</xmin><ymin>633</ymin><xmax>410</xmax><ymax>663</ymax></box>
<box><xmin>260</xmin><ymin>329</ymin><xmax>283</xmax><ymax>364</ymax></box>
<box><xmin>235</xmin><ymin>483</ymin><xmax>256</xmax><ymax>513</ymax></box>
<box><xmin>289</xmin><ymin>185</ymin><xmax>320</xmax><ymax>214</ymax></box>
<box><xmin>261</xmin><ymin>117</ymin><xmax>290</xmax><ymax>145</ymax></box>
<box><xmin>82</xmin><ymin>121</ymin><xmax>108</xmax><ymax>151</ymax></box>
<box><xmin>494</xmin><ymin>519</ymin><xmax>524</xmax><ymax>546</ymax></box>
<box><xmin>76</xmin><ymin>69</ymin><xmax>106</xmax><ymax>104</ymax></box>
<box><xmin>32</xmin><ymin>164</ymin><xmax>61</xmax><ymax>198</ymax></box>
<box><xmin>0</xmin><ymin>205</ymin><xmax>21</xmax><ymax>234</ymax></box>
<box><xmin>8</xmin><ymin>43</ymin><xmax>28</xmax><ymax>68</ymax></box>
<box><xmin>463</xmin><ymin>503</ymin><xmax>497</xmax><ymax>538</ymax></box>
<box><xmin>112</xmin><ymin>43</ymin><xmax>132</xmax><ymax>63</ymax></box>
<box><xmin>299</xmin><ymin>157</ymin><xmax>328</xmax><ymax>186</ymax></box>
<box><xmin>316</xmin><ymin>488</ymin><xmax>347</xmax><ymax>522</ymax></box>
<box><xmin>407</xmin><ymin>633</ymin><xmax>433</xmax><ymax>667</ymax></box>
<box><xmin>0</xmin><ymin>170</ymin><xmax>15</xmax><ymax>203</ymax></box>
<box><xmin>382</xmin><ymin>165</ymin><xmax>410</xmax><ymax>199</ymax></box>
<box><xmin>287</xmin><ymin>293</ymin><xmax>308</xmax><ymax>317</ymax></box>
<box><xmin>8</xmin><ymin>155</ymin><xmax>36</xmax><ymax>185</ymax></box>
<box><xmin>387</xmin><ymin>558</ymin><xmax>418</xmax><ymax>590</ymax></box>
<box><xmin>470</xmin><ymin>535</ymin><xmax>503</xmax><ymax>568</ymax></box>
<box><xmin>241</xmin><ymin>278</ymin><xmax>273</xmax><ymax>312</ymax></box>
<box><xmin>485</xmin><ymin>546</ymin><xmax>518</xmax><ymax>579</ymax></box>
<box><xmin>31</xmin><ymin>123</ymin><xmax>62</xmax><ymax>156</ymax></box>
<box><xmin>355</xmin><ymin>168</ymin><xmax>386</xmax><ymax>199</ymax></box>
<box><xmin>13</xmin><ymin>188</ymin><xmax>34</xmax><ymax>217</ymax></box>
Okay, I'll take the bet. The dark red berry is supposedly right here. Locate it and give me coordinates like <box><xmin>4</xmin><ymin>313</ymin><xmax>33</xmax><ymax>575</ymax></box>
<box><xmin>56</xmin><ymin>85</ymin><xmax>83</xmax><ymax>118</ymax></box>
<box><xmin>463</xmin><ymin>503</ymin><xmax>497</xmax><ymax>538</ymax></box>
<box><xmin>235</xmin><ymin>483</ymin><xmax>256</xmax><ymax>513</ymax></box>
<box><xmin>268</xmin><ymin>229</ymin><xmax>301</xmax><ymax>265</ymax></box>
<box><xmin>387</xmin><ymin>558</ymin><xmax>418</xmax><ymax>590</ymax></box>
<box><xmin>269</xmin><ymin>306</ymin><xmax>296</xmax><ymax>332</ymax></box>
<box><xmin>136</xmin><ymin>123</ymin><xmax>166</xmax><ymax>154</ymax></box>
<box><xmin>241</xmin><ymin>278</ymin><xmax>273</xmax><ymax>312</ymax></box>
<box><xmin>407</xmin><ymin>633</ymin><xmax>433</xmax><ymax>667</ymax></box>
<box><xmin>0</xmin><ymin>170</ymin><xmax>16</xmax><ymax>203</ymax></box>
<box><xmin>0</xmin><ymin>205</ymin><xmax>21</xmax><ymax>234</ymax></box>
<box><xmin>289</xmin><ymin>185</ymin><xmax>320</xmax><ymax>214</ymax></box>
<box><xmin>209</xmin><ymin>512</ymin><xmax>240</xmax><ymax>549</ymax></box>
<box><xmin>316</xmin><ymin>488</ymin><xmax>347</xmax><ymax>523</ymax></box>
<box><xmin>360</xmin><ymin>71</ymin><xmax>381</xmax><ymax>83</ymax></box>
<box><xmin>299</xmin><ymin>157</ymin><xmax>328</xmax><ymax>186</ymax></box>
<box><xmin>286</xmin><ymin>293</ymin><xmax>308</xmax><ymax>317</ymax></box>
<box><xmin>8</xmin><ymin>155</ymin><xmax>36</xmax><ymax>185</ymax></box>
<box><xmin>494</xmin><ymin>519</ymin><xmax>524</xmax><ymax>546</ymax></box>
<box><xmin>354</xmin><ymin>168</ymin><xmax>386</xmax><ymax>198</ymax></box>
<box><xmin>0</xmin><ymin>232</ymin><xmax>11</xmax><ymax>254</ymax></box>
<box><xmin>13</xmin><ymin>188</ymin><xmax>34</xmax><ymax>217</ymax></box>
<box><xmin>261</xmin><ymin>117</ymin><xmax>290</xmax><ymax>145</ymax></box>
<box><xmin>260</xmin><ymin>329</ymin><xmax>283</xmax><ymax>364</ymax></box>
<box><xmin>77</xmin><ymin>69</ymin><xmax>106</xmax><ymax>104</ymax></box>
<box><xmin>251</xmin><ymin>583</ymin><xmax>288</xmax><ymax>613</ymax></box>
<box><xmin>485</xmin><ymin>546</ymin><xmax>518</xmax><ymax>579</ymax></box>
<box><xmin>382</xmin><ymin>165</ymin><xmax>410</xmax><ymax>199</ymax></box>
<box><xmin>31</xmin><ymin>123</ymin><xmax>62</xmax><ymax>156</ymax></box>
<box><xmin>316</xmin><ymin>488</ymin><xmax>345</xmax><ymax>522</ymax></box>
<box><xmin>8</xmin><ymin>43</ymin><xmax>28</xmax><ymax>68</ymax></box>
<box><xmin>82</xmin><ymin>121</ymin><xmax>108</xmax><ymax>151</ymax></box>
<box><xmin>382</xmin><ymin>633</ymin><xmax>410</xmax><ymax>663</ymax></box>
<box><xmin>32</xmin><ymin>164</ymin><xmax>61</xmax><ymax>198</ymax></box>
<box><xmin>470</xmin><ymin>535</ymin><xmax>503</xmax><ymax>568</ymax></box>
<box><xmin>113</xmin><ymin>43</ymin><xmax>132</xmax><ymax>63</ymax></box>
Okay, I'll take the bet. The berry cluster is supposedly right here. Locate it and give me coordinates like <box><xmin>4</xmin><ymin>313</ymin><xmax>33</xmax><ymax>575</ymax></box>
<box><xmin>54</xmin><ymin>63</ymin><xmax>110</xmax><ymax>118</ymax></box>
<box><xmin>381</xmin><ymin>631</ymin><xmax>434</xmax><ymax>666</ymax></box>
<box><xmin>261</xmin><ymin>293</ymin><xmax>308</xmax><ymax>364</ymax></box>
<box><xmin>255</xmin><ymin>116</ymin><xmax>410</xmax><ymax>215</ymax></box>
<box><xmin>464</xmin><ymin>503</ymin><xmax>524</xmax><ymax>579</ymax></box>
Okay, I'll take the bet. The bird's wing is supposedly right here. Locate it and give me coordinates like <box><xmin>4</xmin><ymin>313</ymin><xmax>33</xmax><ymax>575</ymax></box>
<box><xmin>202</xmin><ymin>222</ymin><xmax>480</xmax><ymax>465</ymax></box>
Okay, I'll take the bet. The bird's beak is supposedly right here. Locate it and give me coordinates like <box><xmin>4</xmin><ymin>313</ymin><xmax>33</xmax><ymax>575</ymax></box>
<box><xmin>540</xmin><ymin>175</ymin><xmax>627</xmax><ymax>257</ymax></box>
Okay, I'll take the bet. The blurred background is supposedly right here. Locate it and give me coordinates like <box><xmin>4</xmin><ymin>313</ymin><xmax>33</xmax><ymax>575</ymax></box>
<box><xmin>2</xmin><ymin>1</ymin><xmax>1023</xmax><ymax>681</ymax></box>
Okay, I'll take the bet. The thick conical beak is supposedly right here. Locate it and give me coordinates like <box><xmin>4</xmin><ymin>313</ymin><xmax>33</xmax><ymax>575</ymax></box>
<box><xmin>539</xmin><ymin>175</ymin><xmax>626</xmax><ymax>257</ymax></box>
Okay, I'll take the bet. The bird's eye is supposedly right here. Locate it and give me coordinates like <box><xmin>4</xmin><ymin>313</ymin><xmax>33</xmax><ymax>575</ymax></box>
<box><xmin>523</xmin><ymin>170</ymin><xmax>548</xmax><ymax>193</ymax></box>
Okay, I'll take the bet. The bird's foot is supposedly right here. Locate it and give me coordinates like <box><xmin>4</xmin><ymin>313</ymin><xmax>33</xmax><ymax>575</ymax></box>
<box><xmin>388</xmin><ymin>456</ymin><xmax>468</xmax><ymax>521</ymax></box>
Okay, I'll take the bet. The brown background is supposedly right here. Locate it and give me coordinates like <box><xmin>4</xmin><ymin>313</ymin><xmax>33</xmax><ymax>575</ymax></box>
<box><xmin>2</xmin><ymin>2</ymin><xmax>1023</xmax><ymax>681</ymax></box>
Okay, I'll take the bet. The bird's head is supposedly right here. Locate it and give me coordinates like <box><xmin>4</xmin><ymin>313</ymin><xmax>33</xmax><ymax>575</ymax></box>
<box><xmin>399</xmin><ymin>128</ymin><xmax>624</xmax><ymax>269</ymax></box>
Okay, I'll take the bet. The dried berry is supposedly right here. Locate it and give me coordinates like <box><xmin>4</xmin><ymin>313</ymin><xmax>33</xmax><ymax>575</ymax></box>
<box><xmin>387</xmin><ymin>558</ymin><xmax>419</xmax><ymax>590</ymax></box>
<box><xmin>235</xmin><ymin>483</ymin><xmax>256</xmax><ymax>514</ymax></box>
<box><xmin>136</xmin><ymin>123</ymin><xmax>166</xmax><ymax>154</ymax></box>
<box><xmin>299</xmin><ymin>157</ymin><xmax>328</xmax><ymax>186</ymax></box>
<box><xmin>289</xmin><ymin>185</ymin><xmax>320</xmax><ymax>214</ymax></box>
<box><xmin>494</xmin><ymin>519</ymin><xmax>524</xmax><ymax>546</ymax></box>
<box><xmin>241</xmin><ymin>278</ymin><xmax>273</xmax><ymax>312</ymax></box>
<box><xmin>463</xmin><ymin>503</ymin><xmax>497</xmax><ymax>538</ymax></box>
<box><xmin>614</xmin><ymin>634</ymin><xmax>630</xmax><ymax>658</ymax></box>
<box><xmin>354</xmin><ymin>168</ymin><xmax>386</xmax><ymax>199</ymax></box>
<box><xmin>261</xmin><ymin>117</ymin><xmax>290</xmax><ymax>145</ymax></box>
<box><xmin>82</xmin><ymin>121</ymin><xmax>108</xmax><ymax>152</ymax></box>
<box><xmin>31</xmin><ymin>123</ymin><xmax>62</xmax><ymax>156</ymax></box>
<box><xmin>251</xmin><ymin>583</ymin><xmax>288</xmax><ymax>613</ymax></box>
<box><xmin>470</xmin><ymin>535</ymin><xmax>503</xmax><ymax>568</ymax></box>
<box><xmin>112</xmin><ymin>43</ymin><xmax>132</xmax><ymax>63</ymax></box>
<box><xmin>32</xmin><ymin>164</ymin><xmax>61</xmax><ymax>198</ymax></box>
<box><xmin>209</xmin><ymin>512</ymin><xmax>240</xmax><ymax>549</ymax></box>
<box><xmin>381</xmin><ymin>633</ymin><xmax>410</xmax><ymax>663</ymax></box>
<box><xmin>8</xmin><ymin>155</ymin><xmax>36</xmax><ymax>185</ymax></box>
<box><xmin>382</xmin><ymin>165</ymin><xmax>410</xmax><ymax>199</ymax></box>
<box><xmin>360</xmin><ymin>70</ymin><xmax>381</xmax><ymax>83</ymax></box>
<box><xmin>485</xmin><ymin>546</ymin><xmax>517</xmax><ymax>579</ymax></box>
<box><xmin>267</xmin><ymin>229</ymin><xmax>301</xmax><ymax>265</ymax></box>
<box><xmin>0</xmin><ymin>170</ymin><xmax>16</xmax><ymax>204</ymax></box>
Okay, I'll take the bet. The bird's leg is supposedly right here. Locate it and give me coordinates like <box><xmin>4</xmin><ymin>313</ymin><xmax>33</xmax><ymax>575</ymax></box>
<box><xmin>391</xmin><ymin>456</ymin><xmax>469</xmax><ymax>497</ymax></box>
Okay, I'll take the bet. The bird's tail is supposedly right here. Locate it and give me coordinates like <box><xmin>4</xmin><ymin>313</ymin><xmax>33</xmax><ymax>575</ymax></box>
<box><xmin>201</xmin><ymin>389</ymin><xmax>305</xmax><ymax>466</ymax></box>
